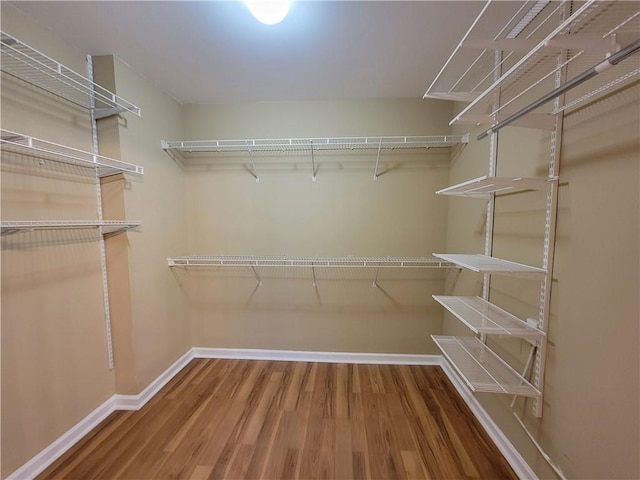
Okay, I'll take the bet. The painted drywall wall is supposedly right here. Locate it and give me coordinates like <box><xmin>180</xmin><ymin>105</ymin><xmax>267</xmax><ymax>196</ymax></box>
<box><xmin>0</xmin><ymin>5</ymin><xmax>115</xmax><ymax>477</ymax></box>
<box><xmin>180</xmin><ymin>100</ymin><xmax>454</xmax><ymax>353</ymax></box>
<box><xmin>103</xmin><ymin>56</ymin><xmax>190</xmax><ymax>391</ymax></box>
<box><xmin>1</xmin><ymin>6</ymin><xmax>189</xmax><ymax>476</ymax></box>
<box><xmin>443</xmin><ymin>80</ymin><xmax>640</xmax><ymax>478</ymax></box>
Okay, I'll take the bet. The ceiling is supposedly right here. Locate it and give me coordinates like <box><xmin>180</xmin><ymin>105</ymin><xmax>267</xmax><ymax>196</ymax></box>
<box><xmin>7</xmin><ymin>1</ymin><xmax>486</xmax><ymax>105</ymax></box>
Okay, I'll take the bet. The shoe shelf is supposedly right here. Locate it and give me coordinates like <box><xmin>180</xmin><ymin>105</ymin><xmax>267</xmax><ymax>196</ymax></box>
<box><xmin>432</xmin><ymin>335</ymin><xmax>541</xmax><ymax>397</ymax></box>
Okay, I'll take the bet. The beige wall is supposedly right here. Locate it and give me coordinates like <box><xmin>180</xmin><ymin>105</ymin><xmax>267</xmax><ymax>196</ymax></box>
<box><xmin>107</xmin><ymin>55</ymin><xmax>190</xmax><ymax>389</ymax></box>
<box><xmin>1</xmin><ymin>6</ymin><xmax>189</xmax><ymax>477</ymax></box>
<box><xmin>181</xmin><ymin>100</ymin><xmax>453</xmax><ymax>353</ymax></box>
<box><xmin>444</xmin><ymin>80</ymin><xmax>640</xmax><ymax>478</ymax></box>
<box><xmin>1</xmin><ymin>5</ymin><xmax>115</xmax><ymax>477</ymax></box>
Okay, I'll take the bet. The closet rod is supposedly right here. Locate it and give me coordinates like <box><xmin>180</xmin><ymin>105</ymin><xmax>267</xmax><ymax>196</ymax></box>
<box><xmin>477</xmin><ymin>38</ymin><xmax>640</xmax><ymax>141</ymax></box>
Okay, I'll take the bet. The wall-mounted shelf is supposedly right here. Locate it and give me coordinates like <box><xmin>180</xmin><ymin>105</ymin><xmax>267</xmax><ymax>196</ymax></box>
<box><xmin>424</xmin><ymin>0</ymin><xmax>640</xmax><ymax>125</ymax></box>
<box><xmin>167</xmin><ymin>255</ymin><xmax>455</xmax><ymax>269</ymax></box>
<box><xmin>0</xmin><ymin>31</ymin><xmax>141</xmax><ymax>118</ymax></box>
<box><xmin>432</xmin><ymin>335</ymin><xmax>541</xmax><ymax>397</ymax></box>
<box><xmin>0</xmin><ymin>129</ymin><xmax>144</xmax><ymax>177</ymax></box>
<box><xmin>161</xmin><ymin>135</ymin><xmax>469</xmax><ymax>154</ymax></box>
<box><xmin>433</xmin><ymin>295</ymin><xmax>544</xmax><ymax>341</ymax></box>
<box><xmin>433</xmin><ymin>253</ymin><xmax>545</xmax><ymax>278</ymax></box>
<box><xmin>0</xmin><ymin>220</ymin><xmax>141</xmax><ymax>236</ymax></box>
<box><xmin>168</xmin><ymin>255</ymin><xmax>458</xmax><ymax>287</ymax></box>
<box><xmin>436</xmin><ymin>175</ymin><xmax>556</xmax><ymax>199</ymax></box>
<box><xmin>162</xmin><ymin>135</ymin><xmax>469</xmax><ymax>181</ymax></box>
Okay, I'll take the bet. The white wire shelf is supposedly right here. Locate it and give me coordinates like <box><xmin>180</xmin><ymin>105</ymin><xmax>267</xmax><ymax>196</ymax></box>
<box><xmin>0</xmin><ymin>220</ymin><xmax>141</xmax><ymax>236</ymax></box>
<box><xmin>433</xmin><ymin>295</ymin><xmax>545</xmax><ymax>341</ymax></box>
<box><xmin>433</xmin><ymin>253</ymin><xmax>545</xmax><ymax>277</ymax></box>
<box><xmin>424</xmin><ymin>0</ymin><xmax>640</xmax><ymax>125</ymax></box>
<box><xmin>1</xmin><ymin>129</ymin><xmax>144</xmax><ymax>177</ymax></box>
<box><xmin>168</xmin><ymin>255</ymin><xmax>456</xmax><ymax>268</ymax></box>
<box><xmin>161</xmin><ymin>135</ymin><xmax>470</xmax><ymax>154</ymax></box>
<box><xmin>0</xmin><ymin>31</ymin><xmax>141</xmax><ymax>118</ymax></box>
<box><xmin>168</xmin><ymin>255</ymin><xmax>457</xmax><ymax>286</ymax></box>
<box><xmin>432</xmin><ymin>335</ymin><xmax>540</xmax><ymax>397</ymax></box>
<box><xmin>436</xmin><ymin>175</ymin><xmax>556</xmax><ymax>199</ymax></box>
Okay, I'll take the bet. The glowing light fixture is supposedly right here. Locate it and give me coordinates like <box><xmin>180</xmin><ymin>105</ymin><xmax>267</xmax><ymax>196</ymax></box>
<box><xmin>245</xmin><ymin>0</ymin><xmax>291</xmax><ymax>25</ymax></box>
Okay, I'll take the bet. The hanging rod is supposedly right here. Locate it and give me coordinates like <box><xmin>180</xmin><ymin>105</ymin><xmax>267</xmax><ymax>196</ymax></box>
<box><xmin>477</xmin><ymin>38</ymin><xmax>640</xmax><ymax>140</ymax></box>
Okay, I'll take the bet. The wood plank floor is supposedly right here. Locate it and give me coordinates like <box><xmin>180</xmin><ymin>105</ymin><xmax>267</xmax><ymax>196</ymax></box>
<box><xmin>38</xmin><ymin>359</ymin><xmax>517</xmax><ymax>479</ymax></box>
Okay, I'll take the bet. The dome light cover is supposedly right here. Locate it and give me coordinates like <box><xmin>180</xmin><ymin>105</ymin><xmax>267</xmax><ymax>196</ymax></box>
<box><xmin>245</xmin><ymin>0</ymin><xmax>291</xmax><ymax>25</ymax></box>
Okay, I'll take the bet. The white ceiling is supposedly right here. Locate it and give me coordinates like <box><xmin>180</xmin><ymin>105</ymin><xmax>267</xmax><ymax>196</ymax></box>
<box><xmin>8</xmin><ymin>1</ymin><xmax>486</xmax><ymax>105</ymax></box>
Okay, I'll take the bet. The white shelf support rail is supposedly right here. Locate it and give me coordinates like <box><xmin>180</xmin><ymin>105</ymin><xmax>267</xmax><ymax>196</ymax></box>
<box><xmin>246</xmin><ymin>147</ymin><xmax>260</xmax><ymax>183</ymax></box>
<box><xmin>87</xmin><ymin>55</ymin><xmax>112</xmax><ymax>371</ymax></box>
<box><xmin>0</xmin><ymin>31</ymin><xmax>141</xmax><ymax>118</ymax></box>
<box><xmin>310</xmin><ymin>140</ymin><xmax>317</xmax><ymax>182</ymax></box>
<box><xmin>373</xmin><ymin>138</ymin><xmax>383</xmax><ymax>181</ymax></box>
<box><xmin>0</xmin><ymin>129</ymin><xmax>144</xmax><ymax>177</ymax></box>
<box><xmin>531</xmin><ymin>32</ymin><xmax>567</xmax><ymax>416</ymax></box>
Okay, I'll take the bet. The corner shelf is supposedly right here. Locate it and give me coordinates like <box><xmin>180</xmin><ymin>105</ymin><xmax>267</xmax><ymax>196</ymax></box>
<box><xmin>0</xmin><ymin>31</ymin><xmax>141</xmax><ymax>118</ymax></box>
<box><xmin>433</xmin><ymin>295</ymin><xmax>544</xmax><ymax>341</ymax></box>
<box><xmin>1</xmin><ymin>129</ymin><xmax>144</xmax><ymax>177</ymax></box>
<box><xmin>436</xmin><ymin>175</ymin><xmax>557</xmax><ymax>199</ymax></box>
<box><xmin>432</xmin><ymin>253</ymin><xmax>545</xmax><ymax>278</ymax></box>
<box><xmin>0</xmin><ymin>220</ymin><xmax>141</xmax><ymax>237</ymax></box>
<box><xmin>424</xmin><ymin>1</ymin><xmax>640</xmax><ymax>125</ymax></box>
<box><xmin>432</xmin><ymin>335</ymin><xmax>540</xmax><ymax>397</ymax></box>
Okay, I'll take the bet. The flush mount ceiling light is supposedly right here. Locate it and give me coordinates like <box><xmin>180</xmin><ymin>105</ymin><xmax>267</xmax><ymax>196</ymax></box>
<box><xmin>245</xmin><ymin>0</ymin><xmax>291</xmax><ymax>25</ymax></box>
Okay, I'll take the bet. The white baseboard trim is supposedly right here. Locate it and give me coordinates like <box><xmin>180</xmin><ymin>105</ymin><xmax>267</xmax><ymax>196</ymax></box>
<box><xmin>5</xmin><ymin>396</ymin><xmax>117</xmax><ymax>480</ymax></box>
<box><xmin>112</xmin><ymin>349</ymin><xmax>195</xmax><ymax>411</ymax></box>
<box><xmin>438</xmin><ymin>359</ymin><xmax>538</xmax><ymax>480</ymax></box>
<box><xmin>191</xmin><ymin>347</ymin><xmax>442</xmax><ymax>365</ymax></box>
<box><xmin>7</xmin><ymin>348</ymin><xmax>534</xmax><ymax>480</ymax></box>
<box><xmin>6</xmin><ymin>349</ymin><xmax>194</xmax><ymax>480</ymax></box>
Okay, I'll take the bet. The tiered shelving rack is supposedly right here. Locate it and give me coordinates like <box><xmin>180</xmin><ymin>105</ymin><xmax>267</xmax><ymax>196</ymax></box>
<box><xmin>432</xmin><ymin>179</ymin><xmax>556</xmax><ymax>416</ymax></box>
<box><xmin>423</xmin><ymin>0</ymin><xmax>640</xmax><ymax>418</ymax></box>
<box><xmin>0</xmin><ymin>31</ymin><xmax>143</xmax><ymax>369</ymax></box>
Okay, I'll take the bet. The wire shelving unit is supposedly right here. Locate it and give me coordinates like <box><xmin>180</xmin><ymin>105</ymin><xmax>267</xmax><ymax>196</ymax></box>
<box><xmin>0</xmin><ymin>31</ymin><xmax>141</xmax><ymax>118</ymax></box>
<box><xmin>161</xmin><ymin>135</ymin><xmax>469</xmax><ymax>154</ymax></box>
<box><xmin>162</xmin><ymin>135</ymin><xmax>470</xmax><ymax>181</ymax></box>
<box><xmin>0</xmin><ymin>220</ymin><xmax>141</xmax><ymax>236</ymax></box>
<box><xmin>432</xmin><ymin>335</ymin><xmax>541</xmax><ymax>397</ymax></box>
<box><xmin>432</xmin><ymin>253</ymin><xmax>545</xmax><ymax>277</ymax></box>
<box><xmin>168</xmin><ymin>255</ymin><xmax>458</xmax><ymax>287</ymax></box>
<box><xmin>433</xmin><ymin>295</ymin><xmax>544</xmax><ymax>340</ymax></box>
<box><xmin>436</xmin><ymin>175</ymin><xmax>556</xmax><ymax>199</ymax></box>
<box><xmin>2</xmin><ymin>31</ymin><xmax>144</xmax><ymax>370</ymax></box>
<box><xmin>168</xmin><ymin>255</ymin><xmax>455</xmax><ymax>268</ymax></box>
<box><xmin>424</xmin><ymin>0</ymin><xmax>640</xmax><ymax>126</ymax></box>
<box><xmin>1</xmin><ymin>129</ymin><xmax>144</xmax><ymax>177</ymax></box>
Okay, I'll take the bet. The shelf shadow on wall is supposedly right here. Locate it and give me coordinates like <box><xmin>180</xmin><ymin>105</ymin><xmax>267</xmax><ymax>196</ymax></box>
<box><xmin>1</xmin><ymin>228</ymin><xmax>103</xmax><ymax>250</ymax></box>
<box><xmin>170</xmin><ymin>266</ymin><xmax>445</xmax><ymax>315</ymax></box>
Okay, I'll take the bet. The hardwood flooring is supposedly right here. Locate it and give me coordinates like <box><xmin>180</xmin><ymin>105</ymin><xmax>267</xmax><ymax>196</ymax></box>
<box><xmin>38</xmin><ymin>359</ymin><xmax>517</xmax><ymax>479</ymax></box>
